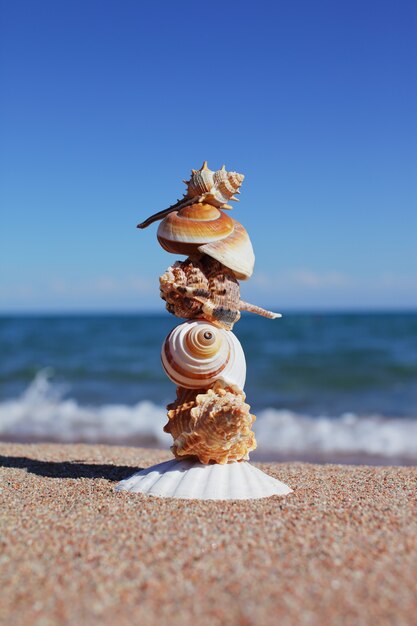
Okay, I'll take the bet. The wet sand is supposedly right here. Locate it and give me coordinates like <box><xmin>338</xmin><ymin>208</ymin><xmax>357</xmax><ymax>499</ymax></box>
<box><xmin>0</xmin><ymin>442</ymin><xmax>416</xmax><ymax>626</ymax></box>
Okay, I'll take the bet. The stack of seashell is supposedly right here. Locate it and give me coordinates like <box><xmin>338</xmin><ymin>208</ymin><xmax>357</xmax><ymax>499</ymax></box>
<box><xmin>137</xmin><ymin>162</ymin><xmax>281</xmax><ymax>464</ymax></box>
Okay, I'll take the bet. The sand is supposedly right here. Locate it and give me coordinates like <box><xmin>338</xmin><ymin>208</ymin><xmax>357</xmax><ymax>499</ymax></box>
<box><xmin>0</xmin><ymin>443</ymin><xmax>416</xmax><ymax>626</ymax></box>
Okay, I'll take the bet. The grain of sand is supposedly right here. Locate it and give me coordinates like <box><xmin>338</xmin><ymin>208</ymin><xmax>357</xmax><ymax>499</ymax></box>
<box><xmin>0</xmin><ymin>442</ymin><xmax>416</xmax><ymax>626</ymax></box>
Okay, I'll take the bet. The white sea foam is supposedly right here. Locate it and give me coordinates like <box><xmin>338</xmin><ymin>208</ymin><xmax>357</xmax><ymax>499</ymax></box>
<box><xmin>0</xmin><ymin>371</ymin><xmax>171</xmax><ymax>446</ymax></box>
<box><xmin>1</xmin><ymin>371</ymin><xmax>416</xmax><ymax>460</ymax></box>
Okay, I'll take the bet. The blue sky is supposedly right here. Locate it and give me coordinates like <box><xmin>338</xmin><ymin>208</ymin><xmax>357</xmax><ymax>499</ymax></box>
<box><xmin>1</xmin><ymin>0</ymin><xmax>416</xmax><ymax>312</ymax></box>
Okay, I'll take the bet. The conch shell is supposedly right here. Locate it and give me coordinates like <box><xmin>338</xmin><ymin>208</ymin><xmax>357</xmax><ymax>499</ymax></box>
<box><xmin>164</xmin><ymin>381</ymin><xmax>257</xmax><ymax>464</ymax></box>
<box><xmin>139</xmin><ymin>162</ymin><xmax>244</xmax><ymax>228</ymax></box>
<box><xmin>137</xmin><ymin>162</ymin><xmax>254</xmax><ymax>280</ymax></box>
<box><xmin>160</xmin><ymin>256</ymin><xmax>281</xmax><ymax>331</ymax></box>
<box><xmin>186</xmin><ymin>163</ymin><xmax>244</xmax><ymax>208</ymax></box>
<box><xmin>161</xmin><ymin>320</ymin><xmax>246</xmax><ymax>389</ymax></box>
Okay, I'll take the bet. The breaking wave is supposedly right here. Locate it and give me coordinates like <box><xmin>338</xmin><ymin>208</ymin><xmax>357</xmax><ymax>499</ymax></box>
<box><xmin>1</xmin><ymin>371</ymin><xmax>417</xmax><ymax>461</ymax></box>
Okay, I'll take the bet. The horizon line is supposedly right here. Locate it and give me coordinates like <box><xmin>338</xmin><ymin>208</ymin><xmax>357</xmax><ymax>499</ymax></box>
<box><xmin>1</xmin><ymin>307</ymin><xmax>417</xmax><ymax>317</ymax></box>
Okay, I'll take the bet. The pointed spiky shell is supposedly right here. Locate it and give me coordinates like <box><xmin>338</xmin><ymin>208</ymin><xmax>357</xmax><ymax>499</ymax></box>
<box><xmin>160</xmin><ymin>256</ymin><xmax>281</xmax><ymax>328</ymax></box>
<box><xmin>138</xmin><ymin>162</ymin><xmax>245</xmax><ymax>233</ymax></box>
<box><xmin>159</xmin><ymin>256</ymin><xmax>241</xmax><ymax>330</ymax></box>
<box><xmin>185</xmin><ymin>161</ymin><xmax>215</xmax><ymax>197</ymax></box>
<box><xmin>160</xmin><ymin>262</ymin><xmax>207</xmax><ymax>321</ymax></box>
<box><xmin>184</xmin><ymin>162</ymin><xmax>244</xmax><ymax>208</ymax></box>
<box><xmin>161</xmin><ymin>320</ymin><xmax>246</xmax><ymax>389</ymax></box>
<box><xmin>164</xmin><ymin>381</ymin><xmax>257</xmax><ymax>464</ymax></box>
<box><xmin>211</xmin><ymin>167</ymin><xmax>244</xmax><ymax>205</ymax></box>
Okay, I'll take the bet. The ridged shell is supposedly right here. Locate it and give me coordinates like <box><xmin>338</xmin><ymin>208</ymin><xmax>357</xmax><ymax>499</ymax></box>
<box><xmin>137</xmin><ymin>163</ymin><xmax>244</xmax><ymax>228</ymax></box>
<box><xmin>164</xmin><ymin>382</ymin><xmax>256</xmax><ymax>464</ymax></box>
<box><xmin>157</xmin><ymin>204</ymin><xmax>255</xmax><ymax>280</ymax></box>
<box><xmin>211</xmin><ymin>167</ymin><xmax>244</xmax><ymax>206</ymax></box>
<box><xmin>186</xmin><ymin>165</ymin><xmax>215</xmax><ymax>197</ymax></box>
<box><xmin>160</xmin><ymin>256</ymin><xmax>281</xmax><ymax>329</ymax></box>
<box><xmin>161</xmin><ymin>320</ymin><xmax>246</xmax><ymax>389</ymax></box>
<box><xmin>185</xmin><ymin>162</ymin><xmax>244</xmax><ymax>208</ymax></box>
<box><xmin>116</xmin><ymin>459</ymin><xmax>293</xmax><ymax>500</ymax></box>
<box><xmin>159</xmin><ymin>257</ymin><xmax>241</xmax><ymax>331</ymax></box>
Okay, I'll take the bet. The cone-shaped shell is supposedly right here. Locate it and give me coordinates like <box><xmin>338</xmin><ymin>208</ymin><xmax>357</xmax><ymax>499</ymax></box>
<box><xmin>161</xmin><ymin>320</ymin><xmax>246</xmax><ymax>390</ymax></box>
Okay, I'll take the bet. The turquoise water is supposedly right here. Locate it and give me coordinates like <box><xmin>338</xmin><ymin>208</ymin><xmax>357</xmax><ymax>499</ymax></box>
<box><xmin>1</xmin><ymin>313</ymin><xmax>416</xmax><ymax>461</ymax></box>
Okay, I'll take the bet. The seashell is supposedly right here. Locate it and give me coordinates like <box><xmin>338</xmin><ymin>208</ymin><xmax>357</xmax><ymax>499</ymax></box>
<box><xmin>160</xmin><ymin>256</ymin><xmax>240</xmax><ymax>330</ymax></box>
<box><xmin>183</xmin><ymin>161</ymin><xmax>244</xmax><ymax>209</ymax></box>
<box><xmin>164</xmin><ymin>381</ymin><xmax>256</xmax><ymax>464</ymax></box>
<box><xmin>211</xmin><ymin>166</ymin><xmax>243</xmax><ymax>207</ymax></box>
<box><xmin>161</xmin><ymin>320</ymin><xmax>246</xmax><ymax>389</ymax></box>
<box><xmin>185</xmin><ymin>162</ymin><xmax>215</xmax><ymax>198</ymax></box>
<box><xmin>198</xmin><ymin>219</ymin><xmax>254</xmax><ymax>280</ymax></box>
<box><xmin>188</xmin><ymin>162</ymin><xmax>244</xmax><ymax>208</ymax></box>
<box><xmin>155</xmin><ymin>205</ymin><xmax>254</xmax><ymax>280</ymax></box>
<box><xmin>137</xmin><ymin>162</ymin><xmax>253</xmax><ymax>279</ymax></box>
<box><xmin>137</xmin><ymin>162</ymin><xmax>244</xmax><ymax>231</ymax></box>
<box><xmin>156</xmin><ymin>203</ymin><xmax>235</xmax><ymax>254</ymax></box>
<box><xmin>160</xmin><ymin>256</ymin><xmax>281</xmax><ymax>330</ymax></box>
<box><xmin>116</xmin><ymin>459</ymin><xmax>293</xmax><ymax>500</ymax></box>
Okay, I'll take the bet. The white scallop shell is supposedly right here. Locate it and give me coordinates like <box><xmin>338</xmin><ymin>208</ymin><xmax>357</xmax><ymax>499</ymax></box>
<box><xmin>116</xmin><ymin>459</ymin><xmax>293</xmax><ymax>500</ymax></box>
<box><xmin>161</xmin><ymin>320</ymin><xmax>246</xmax><ymax>390</ymax></box>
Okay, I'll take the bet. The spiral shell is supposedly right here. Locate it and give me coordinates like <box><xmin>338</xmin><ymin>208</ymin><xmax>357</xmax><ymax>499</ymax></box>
<box><xmin>137</xmin><ymin>162</ymin><xmax>253</xmax><ymax>279</ymax></box>
<box><xmin>161</xmin><ymin>320</ymin><xmax>246</xmax><ymax>390</ymax></box>
<box><xmin>164</xmin><ymin>381</ymin><xmax>256</xmax><ymax>464</ymax></box>
<box><xmin>138</xmin><ymin>162</ymin><xmax>244</xmax><ymax>231</ymax></box>
<box><xmin>157</xmin><ymin>203</ymin><xmax>234</xmax><ymax>255</ymax></box>
<box><xmin>211</xmin><ymin>166</ymin><xmax>244</xmax><ymax>206</ymax></box>
<box><xmin>185</xmin><ymin>162</ymin><xmax>244</xmax><ymax>208</ymax></box>
<box><xmin>157</xmin><ymin>204</ymin><xmax>255</xmax><ymax>280</ymax></box>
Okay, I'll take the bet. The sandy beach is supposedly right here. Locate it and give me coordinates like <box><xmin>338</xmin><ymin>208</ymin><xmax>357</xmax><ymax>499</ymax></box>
<box><xmin>0</xmin><ymin>442</ymin><xmax>416</xmax><ymax>626</ymax></box>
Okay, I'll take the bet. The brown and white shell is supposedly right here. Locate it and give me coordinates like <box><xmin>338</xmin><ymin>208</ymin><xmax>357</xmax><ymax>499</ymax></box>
<box><xmin>160</xmin><ymin>256</ymin><xmax>281</xmax><ymax>330</ymax></box>
<box><xmin>160</xmin><ymin>256</ymin><xmax>241</xmax><ymax>330</ymax></box>
<box><xmin>185</xmin><ymin>162</ymin><xmax>244</xmax><ymax>208</ymax></box>
<box><xmin>164</xmin><ymin>381</ymin><xmax>257</xmax><ymax>464</ymax></box>
<box><xmin>161</xmin><ymin>320</ymin><xmax>246</xmax><ymax>390</ymax></box>
<box><xmin>137</xmin><ymin>162</ymin><xmax>253</xmax><ymax>280</ymax></box>
<box><xmin>156</xmin><ymin>203</ymin><xmax>255</xmax><ymax>280</ymax></box>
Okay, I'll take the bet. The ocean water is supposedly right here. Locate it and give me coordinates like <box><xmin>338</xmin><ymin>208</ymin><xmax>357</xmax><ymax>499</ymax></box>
<box><xmin>1</xmin><ymin>313</ymin><xmax>416</xmax><ymax>464</ymax></box>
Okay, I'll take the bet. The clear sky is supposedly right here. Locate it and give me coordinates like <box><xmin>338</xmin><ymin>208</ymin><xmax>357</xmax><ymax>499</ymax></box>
<box><xmin>1</xmin><ymin>0</ymin><xmax>416</xmax><ymax>312</ymax></box>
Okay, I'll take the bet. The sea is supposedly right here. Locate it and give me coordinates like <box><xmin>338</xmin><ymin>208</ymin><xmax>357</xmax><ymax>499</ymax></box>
<box><xmin>1</xmin><ymin>312</ymin><xmax>416</xmax><ymax>464</ymax></box>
